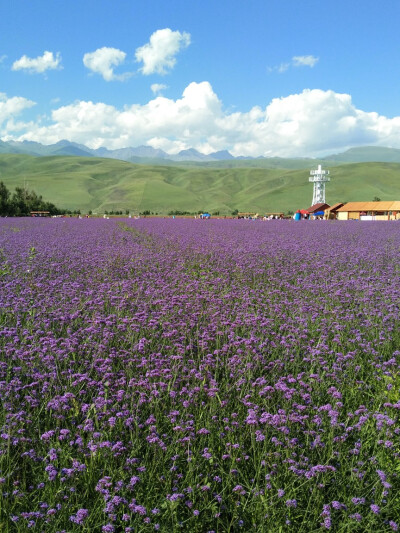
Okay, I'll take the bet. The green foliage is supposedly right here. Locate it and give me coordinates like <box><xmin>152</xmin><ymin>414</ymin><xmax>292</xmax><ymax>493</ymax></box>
<box><xmin>167</xmin><ymin>209</ymin><xmax>192</xmax><ymax>216</ymax></box>
<box><xmin>0</xmin><ymin>180</ymin><xmax>62</xmax><ymax>216</ymax></box>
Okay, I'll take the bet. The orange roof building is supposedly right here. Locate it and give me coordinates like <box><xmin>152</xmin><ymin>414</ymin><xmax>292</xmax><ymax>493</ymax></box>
<box><xmin>336</xmin><ymin>201</ymin><xmax>400</xmax><ymax>220</ymax></box>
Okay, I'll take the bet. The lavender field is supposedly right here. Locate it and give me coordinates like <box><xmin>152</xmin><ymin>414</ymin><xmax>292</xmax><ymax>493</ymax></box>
<box><xmin>1</xmin><ymin>218</ymin><xmax>400</xmax><ymax>532</ymax></box>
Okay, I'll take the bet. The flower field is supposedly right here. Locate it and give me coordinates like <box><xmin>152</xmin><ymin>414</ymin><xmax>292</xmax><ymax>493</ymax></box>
<box><xmin>1</xmin><ymin>217</ymin><xmax>400</xmax><ymax>532</ymax></box>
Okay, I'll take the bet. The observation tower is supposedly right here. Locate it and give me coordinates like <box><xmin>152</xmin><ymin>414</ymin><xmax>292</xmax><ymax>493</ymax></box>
<box><xmin>309</xmin><ymin>164</ymin><xmax>330</xmax><ymax>205</ymax></box>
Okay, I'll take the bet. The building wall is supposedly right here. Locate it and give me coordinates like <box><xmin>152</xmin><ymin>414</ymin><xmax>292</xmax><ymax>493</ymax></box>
<box><xmin>337</xmin><ymin>206</ymin><xmax>400</xmax><ymax>220</ymax></box>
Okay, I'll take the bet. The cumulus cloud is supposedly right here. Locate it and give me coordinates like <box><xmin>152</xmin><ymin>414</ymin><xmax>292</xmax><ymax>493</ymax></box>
<box><xmin>135</xmin><ymin>28</ymin><xmax>191</xmax><ymax>75</ymax></box>
<box><xmin>83</xmin><ymin>47</ymin><xmax>131</xmax><ymax>81</ymax></box>
<box><xmin>292</xmin><ymin>55</ymin><xmax>319</xmax><ymax>67</ymax></box>
<box><xmin>151</xmin><ymin>83</ymin><xmax>167</xmax><ymax>95</ymax></box>
<box><xmin>12</xmin><ymin>51</ymin><xmax>62</xmax><ymax>73</ymax></box>
<box><xmin>0</xmin><ymin>92</ymin><xmax>35</xmax><ymax>126</ymax></box>
<box><xmin>3</xmin><ymin>84</ymin><xmax>400</xmax><ymax>157</ymax></box>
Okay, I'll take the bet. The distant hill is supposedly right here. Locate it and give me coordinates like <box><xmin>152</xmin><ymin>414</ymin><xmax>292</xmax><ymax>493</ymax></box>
<box><xmin>0</xmin><ymin>154</ymin><xmax>399</xmax><ymax>214</ymax></box>
<box><xmin>4</xmin><ymin>139</ymin><xmax>400</xmax><ymax>168</ymax></box>
<box><xmin>93</xmin><ymin>145</ymin><xmax>169</xmax><ymax>161</ymax></box>
<box><xmin>6</xmin><ymin>140</ymin><xmax>94</xmax><ymax>158</ymax></box>
<box><xmin>0</xmin><ymin>140</ymin><xmax>29</xmax><ymax>155</ymax></box>
<box><xmin>323</xmin><ymin>146</ymin><xmax>400</xmax><ymax>163</ymax></box>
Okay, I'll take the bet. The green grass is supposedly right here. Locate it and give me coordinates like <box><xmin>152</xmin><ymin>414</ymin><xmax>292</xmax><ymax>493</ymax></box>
<box><xmin>0</xmin><ymin>154</ymin><xmax>399</xmax><ymax>214</ymax></box>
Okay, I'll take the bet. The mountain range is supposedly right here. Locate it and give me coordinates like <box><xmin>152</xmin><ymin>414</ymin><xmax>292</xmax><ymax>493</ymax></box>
<box><xmin>0</xmin><ymin>139</ymin><xmax>236</xmax><ymax>163</ymax></box>
<box><xmin>3</xmin><ymin>139</ymin><xmax>400</xmax><ymax>167</ymax></box>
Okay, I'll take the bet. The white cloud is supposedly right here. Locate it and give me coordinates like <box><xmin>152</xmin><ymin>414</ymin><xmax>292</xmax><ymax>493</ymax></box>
<box><xmin>12</xmin><ymin>51</ymin><xmax>62</xmax><ymax>73</ymax></box>
<box><xmin>0</xmin><ymin>92</ymin><xmax>35</xmax><ymax>126</ymax></box>
<box><xmin>292</xmin><ymin>55</ymin><xmax>319</xmax><ymax>67</ymax></box>
<box><xmin>269</xmin><ymin>55</ymin><xmax>319</xmax><ymax>73</ymax></box>
<box><xmin>3</xmin><ymin>84</ymin><xmax>400</xmax><ymax>158</ymax></box>
<box><xmin>151</xmin><ymin>83</ymin><xmax>167</xmax><ymax>95</ymax></box>
<box><xmin>83</xmin><ymin>47</ymin><xmax>131</xmax><ymax>81</ymax></box>
<box><xmin>135</xmin><ymin>28</ymin><xmax>191</xmax><ymax>75</ymax></box>
<box><xmin>278</xmin><ymin>62</ymin><xmax>290</xmax><ymax>73</ymax></box>
<box><xmin>148</xmin><ymin>137</ymin><xmax>187</xmax><ymax>154</ymax></box>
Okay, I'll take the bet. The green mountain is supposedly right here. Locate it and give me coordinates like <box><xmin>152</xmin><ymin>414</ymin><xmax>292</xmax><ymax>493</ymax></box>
<box><xmin>0</xmin><ymin>154</ymin><xmax>399</xmax><ymax>214</ymax></box>
<box><xmin>323</xmin><ymin>146</ymin><xmax>400</xmax><ymax>163</ymax></box>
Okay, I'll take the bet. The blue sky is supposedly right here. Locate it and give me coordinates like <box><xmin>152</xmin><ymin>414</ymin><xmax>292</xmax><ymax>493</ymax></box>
<box><xmin>1</xmin><ymin>0</ymin><xmax>400</xmax><ymax>157</ymax></box>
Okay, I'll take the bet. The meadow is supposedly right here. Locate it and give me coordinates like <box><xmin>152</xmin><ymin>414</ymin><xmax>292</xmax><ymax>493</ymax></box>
<box><xmin>1</xmin><ymin>154</ymin><xmax>400</xmax><ymax>214</ymax></box>
<box><xmin>1</xmin><ymin>217</ymin><xmax>400</xmax><ymax>532</ymax></box>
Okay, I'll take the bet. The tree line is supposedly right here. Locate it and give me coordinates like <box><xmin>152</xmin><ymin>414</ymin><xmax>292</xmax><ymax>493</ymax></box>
<box><xmin>0</xmin><ymin>181</ymin><xmax>63</xmax><ymax>216</ymax></box>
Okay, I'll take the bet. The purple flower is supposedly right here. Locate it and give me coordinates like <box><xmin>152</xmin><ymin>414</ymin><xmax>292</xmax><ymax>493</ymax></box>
<box><xmin>351</xmin><ymin>497</ymin><xmax>365</xmax><ymax>505</ymax></box>
<box><xmin>4</xmin><ymin>217</ymin><xmax>400</xmax><ymax>532</ymax></box>
<box><xmin>70</xmin><ymin>508</ymin><xmax>89</xmax><ymax>524</ymax></box>
<box><xmin>331</xmin><ymin>501</ymin><xmax>345</xmax><ymax>510</ymax></box>
<box><xmin>322</xmin><ymin>517</ymin><xmax>331</xmax><ymax>529</ymax></box>
<box><xmin>45</xmin><ymin>465</ymin><xmax>58</xmax><ymax>481</ymax></box>
<box><xmin>128</xmin><ymin>476</ymin><xmax>140</xmax><ymax>488</ymax></box>
<box><xmin>285</xmin><ymin>499</ymin><xmax>297</xmax><ymax>508</ymax></box>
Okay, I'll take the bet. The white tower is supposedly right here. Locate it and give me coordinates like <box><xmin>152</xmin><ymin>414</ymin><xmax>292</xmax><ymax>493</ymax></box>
<box><xmin>309</xmin><ymin>164</ymin><xmax>330</xmax><ymax>205</ymax></box>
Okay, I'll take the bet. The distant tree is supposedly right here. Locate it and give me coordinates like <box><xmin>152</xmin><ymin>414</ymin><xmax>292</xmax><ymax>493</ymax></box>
<box><xmin>125</xmin><ymin>209</ymin><xmax>130</xmax><ymax>215</ymax></box>
<box><xmin>11</xmin><ymin>187</ymin><xmax>29</xmax><ymax>216</ymax></box>
<box><xmin>168</xmin><ymin>210</ymin><xmax>191</xmax><ymax>216</ymax></box>
<box><xmin>0</xmin><ymin>181</ymin><xmax>62</xmax><ymax>216</ymax></box>
<box><xmin>231</xmin><ymin>209</ymin><xmax>239</xmax><ymax>216</ymax></box>
<box><xmin>373</xmin><ymin>196</ymin><xmax>381</xmax><ymax>202</ymax></box>
<box><xmin>0</xmin><ymin>182</ymin><xmax>10</xmax><ymax>216</ymax></box>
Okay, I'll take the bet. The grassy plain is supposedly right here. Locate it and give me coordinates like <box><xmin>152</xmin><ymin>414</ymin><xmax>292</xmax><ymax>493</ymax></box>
<box><xmin>0</xmin><ymin>154</ymin><xmax>399</xmax><ymax>214</ymax></box>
